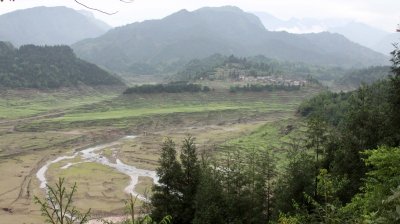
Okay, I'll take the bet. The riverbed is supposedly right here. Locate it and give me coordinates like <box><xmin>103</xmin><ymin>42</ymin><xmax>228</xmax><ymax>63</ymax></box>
<box><xmin>36</xmin><ymin>136</ymin><xmax>158</xmax><ymax>201</ymax></box>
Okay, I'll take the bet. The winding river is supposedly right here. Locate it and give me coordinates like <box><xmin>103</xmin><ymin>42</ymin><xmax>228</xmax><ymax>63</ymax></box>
<box><xmin>36</xmin><ymin>136</ymin><xmax>158</xmax><ymax>201</ymax></box>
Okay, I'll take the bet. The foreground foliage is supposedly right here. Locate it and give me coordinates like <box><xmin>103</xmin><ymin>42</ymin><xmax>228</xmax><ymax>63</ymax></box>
<box><xmin>34</xmin><ymin>178</ymin><xmax>91</xmax><ymax>224</ymax></box>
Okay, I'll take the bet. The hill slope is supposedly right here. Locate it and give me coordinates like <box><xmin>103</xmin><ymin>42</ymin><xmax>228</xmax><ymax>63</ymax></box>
<box><xmin>72</xmin><ymin>6</ymin><xmax>388</xmax><ymax>73</ymax></box>
<box><xmin>0</xmin><ymin>6</ymin><xmax>110</xmax><ymax>46</ymax></box>
<box><xmin>0</xmin><ymin>41</ymin><xmax>124</xmax><ymax>89</ymax></box>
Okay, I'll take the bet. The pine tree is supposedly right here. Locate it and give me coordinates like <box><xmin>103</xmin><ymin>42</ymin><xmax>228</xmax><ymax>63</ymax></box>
<box><xmin>151</xmin><ymin>138</ymin><xmax>183</xmax><ymax>223</ymax></box>
<box><xmin>193</xmin><ymin>161</ymin><xmax>226</xmax><ymax>224</ymax></box>
<box><xmin>179</xmin><ymin>136</ymin><xmax>200</xmax><ymax>223</ymax></box>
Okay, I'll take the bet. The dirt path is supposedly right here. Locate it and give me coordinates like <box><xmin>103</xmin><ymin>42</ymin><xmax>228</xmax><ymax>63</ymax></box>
<box><xmin>11</xmin><ymin>156</ymin><xmax>48</xmax><ymax>204</ymax></box>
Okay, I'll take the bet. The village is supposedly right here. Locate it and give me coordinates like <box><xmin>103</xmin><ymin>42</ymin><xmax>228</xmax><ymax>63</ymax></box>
<box><xmin>237</xmin><ymin>75</ymin><xmax>307</xmax><ymax>86</ymax></box>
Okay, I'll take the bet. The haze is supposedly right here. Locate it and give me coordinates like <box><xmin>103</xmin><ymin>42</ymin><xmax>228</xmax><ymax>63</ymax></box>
<box><xmin>0</xmin><ymin>0</ymin><xmax>399</xmax><ymax>32</ymax></box>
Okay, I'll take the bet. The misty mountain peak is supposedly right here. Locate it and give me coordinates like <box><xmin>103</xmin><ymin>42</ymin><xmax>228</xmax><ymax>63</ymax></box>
<box><xmin>0</xmin><ymin>6</ymin><xmax>111</xmax><ymax>46</ymax></box>
<box><xmin>195</xmin><ymin>5</ymin><xmax>244</xmax><ymax>13</ymax></box>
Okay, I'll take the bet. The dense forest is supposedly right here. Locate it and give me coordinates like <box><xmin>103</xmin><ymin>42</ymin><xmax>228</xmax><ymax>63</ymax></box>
<box><xmin>146</xmin><ymin>47</ymin><xmax>400</xmax><ymax>223</ymax></box>
<box><xmin>0</xmin><ymin>41</ymin><xmax>124</xmax><ymax>89</ymax></box>
<box><xmin>123</xmin><ymin>82</ymin><xmax>210</xmax><ymax>94</ymax></box>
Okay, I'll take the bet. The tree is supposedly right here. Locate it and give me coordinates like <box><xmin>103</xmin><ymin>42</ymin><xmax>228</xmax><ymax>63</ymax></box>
<box><xmin>343</xmin><ymin>146</ymin><xmax>400</xmax><ymax>223</ymax></box>
<box><xmin>151</xmin><ymin>136</ymin><xmax>200</xmax><ymax>224</ymax></box>
<box><xmin>151</xmin><ymin>138</ymin><xmax>183</xmax><ymax>223</ymax></box>
<box><xmin>306</xmin><ymin>116</ymin><xmax>328</xmax><ymax>198</ymax></box>
<box><xmin>193</xmin><ymin>160</ymin><xmax>226</xmax><ymax>224</ymax></box>
<box><xmin>256</xmin><ymin>149</ymin><xmax>277</xmax><ymax>222</ymax></box>
<box><xmin>34</xmin><ymin>178</ymin><xmax>91</xmax><ymax>224</ymax></box>
<box><xmin>274</xmin><ymin>146</ymin><xmax>315</xmax><ymax>214</ymax></box>
<box><xmin>179</xmin><ymin>136</ymin><xmax>201</xmax><ymax>223</ymax></box>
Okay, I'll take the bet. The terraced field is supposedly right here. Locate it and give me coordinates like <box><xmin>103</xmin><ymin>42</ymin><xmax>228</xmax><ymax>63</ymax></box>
<box><xmin>0</xmin><ymin>86</ymin><xmax>320</xmax><ymax>223</ymax></box>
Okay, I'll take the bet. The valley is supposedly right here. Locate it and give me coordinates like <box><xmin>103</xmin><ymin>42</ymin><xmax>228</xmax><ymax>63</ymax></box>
<box><xmin>0</xmin><ymin>84</ymin><xmax>319</xmax><ymax>223</ymax></box>
<box><xmin>0</xmin><ymin>2</ymin><xmax>398</xmax><ymax>223</ymax></box>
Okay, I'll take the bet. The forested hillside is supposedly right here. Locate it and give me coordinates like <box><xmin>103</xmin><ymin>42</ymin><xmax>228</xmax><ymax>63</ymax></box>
<box><xmin>72</xmin><ymin>6</ymin><xmax>388</xmax><ymax>74</ymax></box>
<box><xmin>336</xmin><ymin>65</ymin><xmax>391</xmax><ymax>87</ymax></box>
<box><xmin>0</xmin><ymin>42</ymin><xmax>124</xmax><ymax>89</ymax></box>
<box><xmin>174</xmin><ymin>54</ymin><xmax>346</xmax><ymax>81</ymax></box>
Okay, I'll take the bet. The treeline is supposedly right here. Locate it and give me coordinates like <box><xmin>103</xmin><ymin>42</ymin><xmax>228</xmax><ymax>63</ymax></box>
<box><xmin>0</xmin><ymin>41</ymin><xmax>123</xmax><ymax>89</ymax></box>
<box><xmin>229</xmin><ymin>83</ymin><xmax>300</xmax><ymax>93</ymax></box>
<box><xmin>151</xmin><ymin>137</ymin><xmax>277</xmax><ymax>224</ymax></box>
<box><xmin>148</xmin><ymin>47</ymin><xmax>400</xmax><ymax>223</ymax></box>
<box><xmin>123</xmin><ymin>82</ymin><xmax>210</xmax><ymax>94</ymax></box>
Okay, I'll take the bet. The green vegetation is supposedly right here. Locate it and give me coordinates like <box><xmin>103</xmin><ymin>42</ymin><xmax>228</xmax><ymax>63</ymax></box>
<box><xmin>0</xmin><ymin>42</ymin><xmax>123</xmax><ymax>89</ymax></box>
<box><xmin>152</xmin><ymin>136</ymin><xmax>276</xmax><ymax>224</ymax></box>
<box><xmin>123</xmin><ymin>82</ymin><xmax>210</xmax><ymax>94</ymax></box>
<box><xmin>0</xmin><ymin>88</ymin><xmax>119</xmax><ymax>120</ymax></box>
<box><xmin>34</xmin><ymin>178</ymin><xmax>91</xmax><ymax>224</ymax></box>
<box><xmin>19</xmin><ymin>90</ymin><xmax>310</xmax><ymax>131</ymax></box>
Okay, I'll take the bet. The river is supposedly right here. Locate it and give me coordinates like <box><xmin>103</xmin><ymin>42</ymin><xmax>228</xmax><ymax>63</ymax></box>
<box><xmin>36</xmin><ymin>136</ymin><xmax>158</xmax><ymax>201</ymax></box>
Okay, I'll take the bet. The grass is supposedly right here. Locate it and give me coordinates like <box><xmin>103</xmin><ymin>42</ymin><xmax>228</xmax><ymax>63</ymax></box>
<box><xmin>19</xmin><ymin>90</ymin><xmax>310</xmax><ymax>131</ymax></box>
<box><xmin>222</xmin><ymin>118</ymin><xmax>308</xmax><ymax>171</ymax></box>
<box><xmin>0</xmin><ymin>87</ymin><xmax>120</xmax><ymax>120</ymax></box>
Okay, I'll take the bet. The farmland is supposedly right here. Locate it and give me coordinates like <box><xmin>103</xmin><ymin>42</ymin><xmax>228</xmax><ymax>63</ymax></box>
<box><xmin>0</xmin><ymin>85</ymin><xmax>319</xmax><ymax>223</ymax></box>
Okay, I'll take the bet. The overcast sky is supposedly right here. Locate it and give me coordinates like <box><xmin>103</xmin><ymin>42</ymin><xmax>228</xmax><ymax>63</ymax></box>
<box><xmin>0</xmin><ymin>0</ymin><xmax>399</xmax><ymax>32</ymax></box>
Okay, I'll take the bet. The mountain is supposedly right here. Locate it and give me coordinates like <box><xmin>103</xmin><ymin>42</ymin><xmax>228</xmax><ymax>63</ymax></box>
<box><xmin>329</xmin><ymin>22</ymin><xmax>392</xmax><ymax>54</ymax></box>
<box><xmin>0</xmin><ymin>41</ymin><xmax>124</xmax><ymax>89</ymax></box>
<box><xmin>72</xmin><ymin>6</ymin><xmax>388</xmax><ymax>74</ymax></box>
<box><xmin>253</xmin><ymin>12</ymin><xmax>397</xmax><ymax>55</ymax></box>
<box><xmin>0</xmin><ymin>6</ymin><xmax>111</xmax><ymax>46</ymax></box>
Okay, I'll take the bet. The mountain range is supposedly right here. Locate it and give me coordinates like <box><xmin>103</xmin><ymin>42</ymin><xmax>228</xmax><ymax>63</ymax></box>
<box><xmin>0</xmin><ymin>6</ymin><xmax>111</xmax><ymax>46</ymax></box>
<box><xmin>71</xmin><ymin>6</ymin><xmax>389</xmax><ymax>74</ymax></box>
<box><xmin>0</xmin><ymin>5</ymin><xmax>392</xmax><ymax>77</ymax></box>
<box><xmin>253</xmin><ymin>11</ymin><xmax>399</xmax><ymax>55</ymax></box>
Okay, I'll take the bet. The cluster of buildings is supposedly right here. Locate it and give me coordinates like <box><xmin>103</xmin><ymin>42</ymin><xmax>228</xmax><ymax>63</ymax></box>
<box><xmin>237</xmin><ymin>75</ymin><xmax>307</xmax><ymax>86</ymax></box>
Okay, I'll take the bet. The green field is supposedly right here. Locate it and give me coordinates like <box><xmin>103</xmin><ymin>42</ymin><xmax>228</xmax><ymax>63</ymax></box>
<box><xmin>0</xmin><ymin>87</ymin><xmax>120</xmax><ymax>120</ymax></box>
<box><xmin>0</xmin><ymin>85</ymin><xmax>320</xmax><ymax>223</ymax></box>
